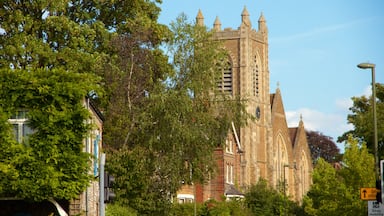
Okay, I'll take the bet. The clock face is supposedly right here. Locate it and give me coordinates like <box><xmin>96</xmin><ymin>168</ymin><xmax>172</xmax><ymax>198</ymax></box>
<box><xmin>256</xmin><ymin>106</ymin><xmax>261</xmax><ymax>119</ymax></box>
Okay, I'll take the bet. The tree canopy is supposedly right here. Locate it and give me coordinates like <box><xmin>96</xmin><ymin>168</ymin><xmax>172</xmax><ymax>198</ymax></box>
<box><xmin>338</xmin><ymin>83</ymin><xmax>384</xmax><ymax>159</ymax></box>
<box><xmin>306</xmin><ymin>130</ymin><xmax>340</xmax><ymax>163</ymax></box>
<box><xmin>103</xmin><ymin>14</ymin><xmax>249</xmax><ymax>214</ymax></box>
<box><xmin>0</xmin><ymin>68</ymin><xmax>99</xmax><ymax>201</ymax></box>
<box><xmin>303</xmin><ymin>136</ymin><xmax>374</xmax><ymax>215</ymax></box>
<box><xmin>0</xmin><ymin>1</ymin><xmax>249</xmax><ymax>214</ymax></box>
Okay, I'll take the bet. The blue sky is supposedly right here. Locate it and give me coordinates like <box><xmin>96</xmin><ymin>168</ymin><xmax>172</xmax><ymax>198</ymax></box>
<box><xmin>158</xmin><ymin>0</ymin><xmax>384</xmax><ymax>151</ymax></box>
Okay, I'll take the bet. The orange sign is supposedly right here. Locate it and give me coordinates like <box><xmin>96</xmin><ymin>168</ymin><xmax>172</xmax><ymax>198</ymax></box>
<box><xmin>360</xmin><ymin>188</ymin><xmax>378</xmax><ymax>200</ymax></box>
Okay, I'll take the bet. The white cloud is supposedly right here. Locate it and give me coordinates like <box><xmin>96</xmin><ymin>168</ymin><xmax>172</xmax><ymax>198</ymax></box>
<box><xmin>335</xmin><ymin>98</ymin><xmax>353</xmax><ymax>111</ymax></box>
<box><xmin>286</xmin><ymin>108</ymin><xmax>353</xmax><ymax>145</ymax></box>
<box><xmin>363</xmin><ymin>85</ymin><xmax>372</xmax><ymax>97</ymax></box>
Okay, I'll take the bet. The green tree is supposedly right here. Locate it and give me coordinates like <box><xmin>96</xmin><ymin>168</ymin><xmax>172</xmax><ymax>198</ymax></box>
<box><xmin>0</xmin><ymin>0</ymin><xmax>170</xmax><ymax>206</ymax></box>
<box><xmin>303</xmin><ymin>136</ymin><xmax>373</xmax><ymax>216</ymax></box>
<box><xmin>0</xmin><ymin>0</ymin><xmax>110</xmax><ymax>72</ymax></box>
<box><xmin>104</xmin><ymin>14</ymin><xmax>249</xmax><ymax>214</ymax></box>
<box><xmin>338</xmin><ymin>83</ymin><xmax>384</xmax><ymax>159</ymax></box>
<box><xmin>0</xmin><ymin>68</ymin><xmax>99</xmax><ymax>201</ymax></box>
<box><xmin>245</xmin><ymin>179</ymin><xmax>299</xmax><ymax>216</ymax></box>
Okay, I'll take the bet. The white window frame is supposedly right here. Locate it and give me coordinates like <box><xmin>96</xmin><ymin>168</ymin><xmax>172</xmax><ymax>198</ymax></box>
<box><xmin>9</xmin><ymin>111</ymin><xmax>33</xmax><ymax>144</ymax></box>
<box><xmin>225</xmin><ymin>139</ymin><xmax>233</xmax><ymax>154</ymax></box>
<box><xmin>226</xmin><ymin>163</ymin><xmax>234</xmax><ymax>184</ymax></box>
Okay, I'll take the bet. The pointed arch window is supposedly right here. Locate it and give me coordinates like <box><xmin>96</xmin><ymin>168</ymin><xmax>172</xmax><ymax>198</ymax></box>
<box><xmin>217</xmin><ymin>59</ymin><xmax>232</xmax><ymax>93</ymax></box>
<box><xmin>252</xmin><ymin>55</ymin><xmax>259</xmax><ymax>96</ymax></box>
<box><xmin>300</xmin><ymin>151</ymin><xmax>310</xmax><ymax>197</ymax></box>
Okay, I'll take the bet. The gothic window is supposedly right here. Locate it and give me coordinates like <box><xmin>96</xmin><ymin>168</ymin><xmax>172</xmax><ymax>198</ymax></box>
<box><xmin>300</xmin><ymin>151</ymin><xmax>310</xmax><ymax>196</ymax></box>
<box><xmin>275</xmin><ymin>134</ymin><xmax>289</xmax><ymax>191</ymax></box>
<box><xmin>252</xmin><ymin>55</ymin><xmax>259</xmax><ymax>96</ymax></box>
<box><xmin>217</xmin><ymin>59</ymin><xmax>232</xmax><ymax>94</ymax></box>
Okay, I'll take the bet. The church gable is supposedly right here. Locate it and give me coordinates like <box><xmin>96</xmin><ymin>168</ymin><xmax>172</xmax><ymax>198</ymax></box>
<box><xmin>270</xmin><ymin>87</ymin><xmax>286</xmax><ymax>118</ymax></box>
<box><xmin>290</xmin><ymin>120</ymin><xmax>313</xmax><ymax>201</ymax></box>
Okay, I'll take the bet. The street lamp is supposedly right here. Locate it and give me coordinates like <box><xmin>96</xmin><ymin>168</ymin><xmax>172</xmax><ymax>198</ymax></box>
<box><xmin>357</xmin><ymin>63</ymin><xmax>378</xmax><ymax>179</ymax></box>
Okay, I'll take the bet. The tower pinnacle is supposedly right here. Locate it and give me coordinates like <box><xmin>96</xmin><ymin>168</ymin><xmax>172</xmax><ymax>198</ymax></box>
<box><xmin>258</xmin><ymin>12</ymin><xmax>267</xmax><ymax>33</ymax></box>
<box><xmin>196</xmin><ymin>9</ymin><xmax>204</xmax><ymax>26</ymax></box>
<box><xmin>241</xmin><ymin>6</ymin><xmax>251</xmax><ymax>27</ymax></box>
<box><xmin>213</xmin><ymin>16</ymin><xmax>221</xmax><ymax>31</ymax></box>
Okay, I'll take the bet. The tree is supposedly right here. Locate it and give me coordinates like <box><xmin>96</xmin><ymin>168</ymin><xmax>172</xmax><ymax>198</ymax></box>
<box><xmin>245</xmin><ymin>179</ymin><xmax>300</xmax><ymax>216</ymax></box>
<box><xmin>0</xmin><ymin>0</ymin><xmax>170</xmax><ymax>204</ymax></box>
<box><xmin>306</xmin><ymin>130</ymin><xmax>340</xmax><ymax>163</ymax></box>
<box><xmin>303</xmin><ymin>136</ymin><xmax>374</xmax><ymax>216</ymax></box>
<box><xmin>0</xmin><ymin>0</ymin><xmax>110</xmax><ymax>72</ymax></box>
<box><xmin>103</xmin><ymin>14</ymin><xmax>249</xmax><ymax>214</ymax></box>
<box><xmin>0</xmin><ymin>68</ymin><xmax>100</xmax><ymax>201</ymax></box>
<box><xmin>338</xmin><ymin>83</ymin><xmax>384</xmax><ymax>159</ymax></box>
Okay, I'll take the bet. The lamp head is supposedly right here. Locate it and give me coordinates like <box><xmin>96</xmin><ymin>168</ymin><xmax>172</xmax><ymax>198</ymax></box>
<box><xmin>357</xmin><ymin>63</ymin><xmax>375</xmax><ymax>69</ymax></box>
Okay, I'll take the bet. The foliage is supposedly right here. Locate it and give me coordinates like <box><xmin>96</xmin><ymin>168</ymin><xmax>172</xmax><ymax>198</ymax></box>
<box><xmin>306</xmin><ymin>130</ymin><xmax>340</xmax><ymax>163</ymax></box>
<box><xmin>303</xmin><ymin>136</ymin><xmax>373</xmax><ymax>215</ymax></box>
<box><xmin>106</xmin><ymin>203</ymin><xmax>137</xmax><ymax>216</ymax></box>
<box><xmin>0</xmin><ymin>0</ymin><xmax>170</xmax><ymax>206</ymax></box>
<box><xmin>169</xmin><ymin>200</ymin><xmax>249</xmax><ymax>216</ymax></box>
<box><xmin>201</xmin><ymin>199</ymin><xmax>250</xmax><ymax>216</ymax></box>
<box><xmin>0</xmin><ymin>0</ymin><xmax>110</xmax><ymax>72</ymax></box>
<box><xmin>338</xmin><ymin>83</ymin><xmax>384</xmax><ymax>159</ymax></box>
<box><xmin>102</xmin><ymin>13</ymin><xmax>249</xmax><ymax>214</ymax></box>
<box><xmin>245</xmin><ymin>179</ymin><xmax>300</xmax><ymax>216</ymax></box>
<box><xmin>0</xmin><ymin>68</ymin><xmax>99</xmax><ymax>201</ymax></box>
<box><xmin>169</xmin><ymin>202</ymin><xmax>203</xmax><ymax>216</ymax></box>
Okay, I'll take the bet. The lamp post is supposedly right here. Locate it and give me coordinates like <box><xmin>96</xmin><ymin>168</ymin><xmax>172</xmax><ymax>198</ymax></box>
<box><xmin>357</xmin><ymin>63</ymin><xmax>378</xmax><ymax>179</ymax></box>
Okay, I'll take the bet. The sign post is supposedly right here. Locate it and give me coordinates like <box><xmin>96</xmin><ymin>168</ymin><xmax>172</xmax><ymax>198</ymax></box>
<box><xmin>361</xmin><ymin>188</ymin><xmax>378</xmax><ymax>200</ymax></box>
<box><xmin>381</xmin><ymin>160</ymin><xmax>384</xmax><ymax>203</ymax></box>
<box><xmin>368</xmin><ymin>201</ymin><xmax>384</xmax><ymax>216</ymax></box>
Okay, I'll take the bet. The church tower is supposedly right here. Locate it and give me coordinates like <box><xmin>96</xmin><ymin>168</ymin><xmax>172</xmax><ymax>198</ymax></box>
<box><xmin>176</xmin><ymin>7</ymin><xmax>313</xmax><ymax>203</ymax></box>
<box><xmin>210</xmin><ymin>7</ymin><xmax>272</xmax><ymax>189</ymax></box>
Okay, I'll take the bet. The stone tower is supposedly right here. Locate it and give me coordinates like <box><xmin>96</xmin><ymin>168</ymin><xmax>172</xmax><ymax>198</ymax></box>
<box><xmin>199</xmin><ymin>6</ymin><xmax>272</xmax><ymax>188</ymax></box>
<box><xmin>177</xmin><ymin>7</ymin><xmax>313</xmax><ymax>203</ymax></box>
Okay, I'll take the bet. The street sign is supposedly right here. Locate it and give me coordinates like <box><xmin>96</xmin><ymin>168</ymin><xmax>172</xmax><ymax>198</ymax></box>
<box><xmin>368</xmin><ymin>201</ymin><xmax>384</xmax><ymax>216</ymax></box>
<box><xmin>381</xmin><ymin>160</ymin><xmax>384</xmax><ymax>203</ymax></box>
<box><xmin>361</xmin><ymin>188</ymin><xmax>378</xmax><ymax>200</ymax></box>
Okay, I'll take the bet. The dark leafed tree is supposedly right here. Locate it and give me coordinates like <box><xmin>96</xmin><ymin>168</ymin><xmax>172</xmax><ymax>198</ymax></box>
<box><xmin>306</xmin><ymin>130</ymin><xmax>340</xmax><ymax>163</ymax></box>
<box><xmin>338</xmin><ymin>83</ymin><xmax>384</xmax><ymax>160</ymax></box>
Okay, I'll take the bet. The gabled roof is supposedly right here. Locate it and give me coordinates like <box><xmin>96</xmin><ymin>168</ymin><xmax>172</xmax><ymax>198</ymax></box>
<box><xmin>270</xmin><ymin>93</ymin><xmax>275</xmax><ymax>109</ymax></box>
<box><xmin>289</xmin><ymin>127</ymin><xmax>299</xmax><ymax>147</ymax></box>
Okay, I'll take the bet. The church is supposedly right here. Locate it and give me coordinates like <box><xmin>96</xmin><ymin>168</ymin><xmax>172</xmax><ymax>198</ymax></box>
<box><xmin>177</xmin><ymin>7</ymin><xmax>313</xmax><ymax>203</ymax></box>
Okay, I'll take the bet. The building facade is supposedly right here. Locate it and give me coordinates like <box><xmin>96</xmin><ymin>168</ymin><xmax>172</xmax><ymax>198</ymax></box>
<box><xmin>178</xmin><ymin>7</ymin><xmax>313</xmax><ymax>203</ymax></box>
<box><xmin>69</xmin><ymin>98</ymin><xmax>103</xmax><ymax>216</ymax></box>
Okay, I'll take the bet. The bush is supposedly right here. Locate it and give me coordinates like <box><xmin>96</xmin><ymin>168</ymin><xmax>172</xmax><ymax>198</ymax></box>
<box><xmin>106</xmin><ymin>203</ymin><xmax>137</xmax><ymax>216</ymax></box>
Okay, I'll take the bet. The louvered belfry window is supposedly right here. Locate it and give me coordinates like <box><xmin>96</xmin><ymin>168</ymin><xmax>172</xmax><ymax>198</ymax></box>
<box><xmin>217</xmin><ymin>60</ymin><xmax>232</xmax><ymax>93</ymax></box>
